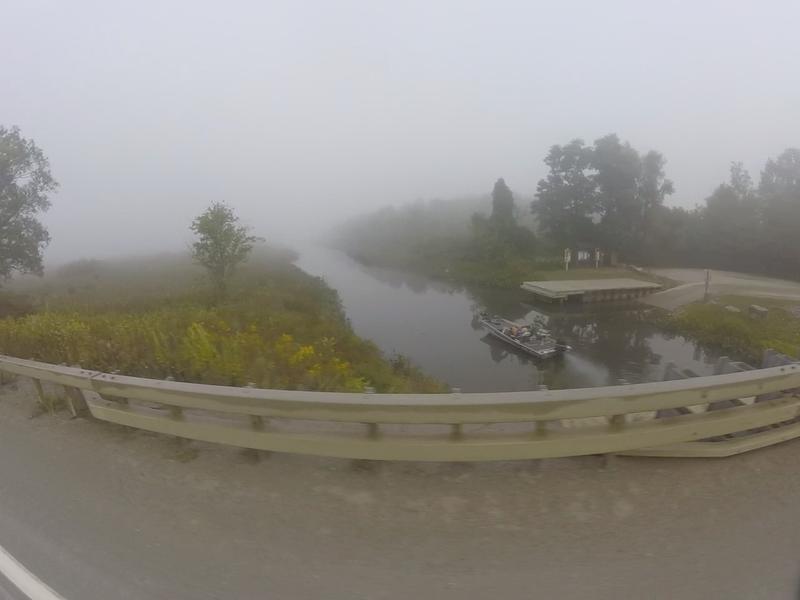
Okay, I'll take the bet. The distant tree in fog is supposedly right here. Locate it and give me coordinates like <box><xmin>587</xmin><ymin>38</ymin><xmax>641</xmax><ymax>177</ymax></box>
<box><xmin>533</xmin><ymin>134</ymin><xmax>673</xmax><ymax>261</ymax></box>
<box><xmin>490</xmin><ymin>178</ymin><xmax>515</xmax><ymax>229</ymax></box>
<box><xmin>0</xmin><ymin>126</ymin><xmax>57</xmax><ymax>279</ymax></box>
<box><xmin>700</xmin><ymin>162</ymin><xmax>760</xmax><ymax>268</ymax></box>
<box><xmin>473</xmin><ymin>178</ymin><xmax>537</xmax><ymax>259</ymax></box>
<box><xmin>759</xmin><ymin>149</ymin><xmax>800</xmax><ymax>273</ymax></box>
<box><xmin>190</xmin><ymin>203</ymin><xmax>260</xmax><ymax>299</ymax></box>
<box><xmin>533</xmin><ymin>139</ymin><xmax>597</xmax><ymax>248</ymax></box>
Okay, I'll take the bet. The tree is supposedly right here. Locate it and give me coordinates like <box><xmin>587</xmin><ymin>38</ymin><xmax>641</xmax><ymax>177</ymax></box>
<box><xmin>592</xmin><ymin>134</ymin><xmax>645</xmax><ymax>259</ymax></box>
<box><xmin>0</xmin><ymin>126</ymin><xmax>57</xmax><ymax>279</ymax></box>
<box><xmin>490</xmin><ymin>178</ymin><xmax>515</xmax><ymax>229</ymax></box>
<box><xmin>700</xmin><ymin>162</ymin><xmax>761</xmax><ymax>270</ymax></box>
<box><xmin>637</xmin><ymin>150</ymin><xmax>675</xmax><ymax>261</ymax></box>
<box><xmin>645</xmin><ymin>205</ymin><xmax>703</xmax><ymax>266</ymax></box>
<box><xmin>533</xmin><ymin>134</ymin><xmax>673</xmax><ymax>262</ymax></box>
<box><xmin>759</xmin><ymin>148</ymin><xmax>800</xmax><ymax>274</ymax></box>
<box><xmin>190</xmin><ymin>203</ymin><xmax>260</xmax><ymax>299</ymax></box>
<box><xmin>533</xmin><ymin>139</ymin><xmax>597</xmax><ymax>248</ymax></box>
<box><xmin>473</xmin><ymin>179</ymin><xmax>537</xmax><ymax>260</ymax></box>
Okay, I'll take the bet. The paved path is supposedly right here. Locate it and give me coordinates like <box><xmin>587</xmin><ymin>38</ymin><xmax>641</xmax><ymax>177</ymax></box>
<box><xmin>2</xmin><ymin>381</ymin><xmax>800</xmax><ymax>599</ymax></box>
<box><xmin>642</xmin><ymin>268</ymin><xmax>800</xmax><ymax>311</ymax></box>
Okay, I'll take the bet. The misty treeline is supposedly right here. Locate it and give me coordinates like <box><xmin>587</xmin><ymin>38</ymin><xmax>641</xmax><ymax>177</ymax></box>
<box><xmin>535</xmin><ymin>134</ymin><xmax>800</xmax><ymax>275</ymax></box>
<box><xmin>333</xmin><ymin>183</ymin><xmax>553</xmax><ymax>288</ymax></box>
<box><xmin>335</xmin><ymin>134</ymin><xmax>800</xmax><ymax>282</ymax></box>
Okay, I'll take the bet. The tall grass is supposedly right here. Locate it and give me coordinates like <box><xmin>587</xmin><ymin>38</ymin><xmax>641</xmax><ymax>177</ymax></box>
<box><xmin>0</xmin><ymin>248</ymin><xmax>445</xmax><ymax>393</ymax></box>
<box><xmin>665</xmin><ymin>297</ymin><xmax>800</xmax><ymax>363</ymax></box>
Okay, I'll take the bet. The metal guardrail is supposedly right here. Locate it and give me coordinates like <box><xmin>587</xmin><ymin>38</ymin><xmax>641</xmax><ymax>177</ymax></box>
<box><xmin>1</xmin><ymin>355</ymin><xmax>799</xmax><ymax>461</ymax></box>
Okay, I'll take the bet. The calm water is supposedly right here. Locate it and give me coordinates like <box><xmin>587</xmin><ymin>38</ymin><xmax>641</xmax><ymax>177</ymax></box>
<box><xmin>297</xmin><ymin>247</ymin><xmax>728</xmax><ymax>392</ymax></box>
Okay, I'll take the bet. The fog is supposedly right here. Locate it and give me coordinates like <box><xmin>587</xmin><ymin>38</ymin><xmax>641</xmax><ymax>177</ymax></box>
<box><xmin>3</xmin><ymin>0</ymin><xmax>799</xmax><ymax>264</ymax></box>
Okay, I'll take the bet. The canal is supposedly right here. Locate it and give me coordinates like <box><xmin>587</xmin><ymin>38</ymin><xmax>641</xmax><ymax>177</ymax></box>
<box><xmin>296</xmin><ymin>247</ymin><xmax>730</xmax><ymax>392</ymax></box>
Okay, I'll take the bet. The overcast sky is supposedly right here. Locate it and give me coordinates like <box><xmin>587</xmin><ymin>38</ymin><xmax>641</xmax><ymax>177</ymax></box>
<box><xmin>3</xmin><ymin>0</ymin><xmax>799</xmax><ymax>262</ymax></box>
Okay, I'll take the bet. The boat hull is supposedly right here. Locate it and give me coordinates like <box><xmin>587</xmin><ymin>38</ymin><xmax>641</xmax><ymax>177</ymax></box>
<box><xmin>478</xmin><ymin>317</ymin><xmax>565</xmax><ymax>359</ymax></box>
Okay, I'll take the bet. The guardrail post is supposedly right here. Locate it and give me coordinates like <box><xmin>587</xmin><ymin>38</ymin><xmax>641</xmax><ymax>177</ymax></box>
<box><xmin>58</xmin><ymin>364</ymin><xmax>90</xmax><ymax>417</ymax></box>
<box><xmin>450</xmin><ymin>388</ymin><xmax>463</xmax><ymax>440</ymax></box>
<box><xmin>243</xmin><ymin>384</ymin><xmax>267</xmax><ymax>431</ymax></box>
<box><xmin>362</xmin><ymin>386</ymin><xmax>379</xmax><ymax>438</ymax></box>
<box><xmin>609</xmin><ymin>378</ymin><xmax>631</xmax><ymax>429</ymax></box>
<box><xmin>609</xmin><ymin>414</ymin><xmax>626</xmax><ymax>428</ymax></box>
<box><xmin>63</xmin><ymin>386</ymin><xmax>88</xmax><ymax>417</ymax></box>
<box><xmin>31</xmin><ymin>378</ymin><xmax>46</xmax><ymax>404</ymax></box>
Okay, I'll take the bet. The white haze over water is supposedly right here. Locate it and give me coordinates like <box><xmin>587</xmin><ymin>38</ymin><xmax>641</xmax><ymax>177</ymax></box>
<box><xmin>3</xmin><ymin>0</ymin><xmax>799</xmax><ymax>264</ymax></box>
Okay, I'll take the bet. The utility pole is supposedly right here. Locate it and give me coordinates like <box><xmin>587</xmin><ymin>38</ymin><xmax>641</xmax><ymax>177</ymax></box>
<box><xmin>704</xmin><ymin>269</ymin><xmax>710</xmax><ymax>302</ymax></box>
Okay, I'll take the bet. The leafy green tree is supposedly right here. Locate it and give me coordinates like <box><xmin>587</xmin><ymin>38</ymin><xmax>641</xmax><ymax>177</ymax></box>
<box><xmin>533</xmin><ymin>139</ymin><xmax>597</xmax><ymax>248</ymax></box>
<box><xmin>0</xmin><ymin>126</ymin><xmax>58</xmax><ymax>279</ymax></box>
<box><xmin>490</xmin><ymin>178</ymin><xmax>515</xmax><ymax>229</ymax></box>
<box><xmin>190</xmin><ymin>203</ymin><xmax>260</xmax><ymax>299</ymax></box>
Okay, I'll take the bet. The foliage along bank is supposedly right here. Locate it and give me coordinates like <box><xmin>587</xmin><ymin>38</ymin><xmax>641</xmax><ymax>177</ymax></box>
<box><xmin>0</xmin><ymin>248</ymin><xmax>444</xmax><ymax>393</ymax></box>
<box><xmin>334</xmin><ymin>179</ymin><xmax>557</xmax><ymax>289</ymax></box>
<box><xmin>662</xmin><ymin>297</ymin><xmax>800</xmax><ymax>364</ymax></box>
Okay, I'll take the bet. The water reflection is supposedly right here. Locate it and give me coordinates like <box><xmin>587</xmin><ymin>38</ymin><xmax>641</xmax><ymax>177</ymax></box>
<box><xmin>296</xmin><ymin>246</ymin><xmax>730</xmax><ymax>392</ymax></box>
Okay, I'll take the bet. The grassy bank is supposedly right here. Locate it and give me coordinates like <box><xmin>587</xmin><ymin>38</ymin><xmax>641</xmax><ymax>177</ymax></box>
<box><xmin>663</xmin><ymin>295</ymin><xmax>800</xmax><ymax>364</ymax></box>
<box><xmin>0</xmin><ymin>248</ymin><xmax>445</xmax><ymax>393</ymax></box>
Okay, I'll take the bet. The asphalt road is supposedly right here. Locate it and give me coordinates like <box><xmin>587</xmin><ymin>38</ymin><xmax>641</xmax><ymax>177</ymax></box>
<box><xmin>0</xmin><ymin>572</ymin><xmax>27</xmax><ymax>600</ymax></box>
<box><xmin>1</xmin><ymin>380</ymin><xmax>800</xmax><ymax>599</ymax></box>
<box><xmin>642</xmin><ymin>268</ymin><xmax>800</xmax><ymax>311</ymax></box>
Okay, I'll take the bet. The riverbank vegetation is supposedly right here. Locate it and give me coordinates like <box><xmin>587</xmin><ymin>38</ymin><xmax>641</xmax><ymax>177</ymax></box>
<box><xmin>663</xmin><ymin>296</ymin><xmax>800</xmax><ymax>364</ymax></box>
<box><xmin>0</xmin><ymin>248</ymin><xmax>444</xmax><ymax>393</ymax></box>
<box><xmin>334</xmin><ymin>180</ymin><xmax>558</xmax><ymax>289</ymax></box>
<box><xmin>334</xmin><ymin>134</ymin><xmax>800</xmax><ymax>285</ymax></box>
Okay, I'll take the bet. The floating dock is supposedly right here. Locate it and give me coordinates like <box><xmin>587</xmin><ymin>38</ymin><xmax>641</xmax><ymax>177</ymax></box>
<box><xmin>521</xmin><ymin>278</ymin><xmax>662</xmax><ymax>303</ymax></box>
